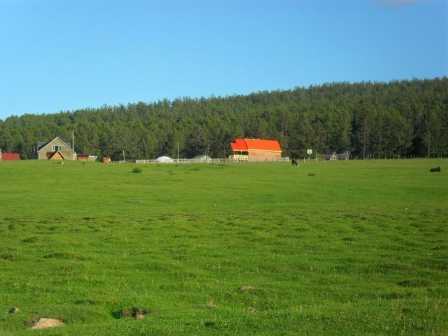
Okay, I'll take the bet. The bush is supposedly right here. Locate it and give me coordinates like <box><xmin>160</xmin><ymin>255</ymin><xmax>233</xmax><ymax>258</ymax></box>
<box><xmin>131</xmin><ymin>167</ymin><xmax>142</xmax><ymax>174</ymax></box>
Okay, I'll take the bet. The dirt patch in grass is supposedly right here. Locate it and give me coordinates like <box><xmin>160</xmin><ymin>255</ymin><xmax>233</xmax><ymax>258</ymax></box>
<box><xmin>28</xmin><ymin>318</ymin><xmax>64</xmax><ymax>330</ymax></box>
<box><xmin>206</xmin><ymin>299</ymin><xmax>217</xmax><ymax>309</ymax></box>
<box><xmin>112</xmin><ymin>307</ymin><xmax>149</xmax><ymax>320</ymax></box>
<box><xmin>247</xmin><ymin>307</ymin><xmax>257</xmax><ymax>314</ymax></box>
<box><xmin>239</xmin><ymin>285</ymin><xmax>257</xmax><ymax>292</ymax></box>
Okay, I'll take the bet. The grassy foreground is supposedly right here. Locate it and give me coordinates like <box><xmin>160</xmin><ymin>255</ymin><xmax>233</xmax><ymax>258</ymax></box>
<box><xmin>0</xmin><ymin>159</ymin><xmax>447</xmax><ymax>335</ymax></box>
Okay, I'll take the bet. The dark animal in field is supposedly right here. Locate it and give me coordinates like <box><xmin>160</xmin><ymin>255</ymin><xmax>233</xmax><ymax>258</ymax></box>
<box><xmin>430</xmin><ymin>167</ymin><xmax>441</xmax><ymax>172</ymax></box>
<box><xmin>291</xmin><ymin>158</ymin><xmax>299</xmax><ymax>166</ymax></box>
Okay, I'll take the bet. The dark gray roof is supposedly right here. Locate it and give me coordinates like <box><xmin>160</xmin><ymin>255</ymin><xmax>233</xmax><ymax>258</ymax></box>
<box><xmin>37</xmin><ymin>141</ymin><xmax>48</xmax><ymax>150</ymax></box>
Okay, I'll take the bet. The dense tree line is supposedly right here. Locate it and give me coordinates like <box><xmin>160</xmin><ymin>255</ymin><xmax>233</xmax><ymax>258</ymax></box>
<box><xmin>0</xmin><ymin>78</ymin><xmax>447</xmax><ymax>160</ymax></box>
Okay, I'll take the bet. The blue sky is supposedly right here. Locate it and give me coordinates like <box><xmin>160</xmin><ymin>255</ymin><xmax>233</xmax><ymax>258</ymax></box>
<box><xmin>0</xmin><ymin>0</ymin><xmax>446</xmax><ymax>119</ymax></box>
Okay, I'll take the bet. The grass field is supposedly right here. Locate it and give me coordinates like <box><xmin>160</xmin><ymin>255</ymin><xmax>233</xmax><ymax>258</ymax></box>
<box><xmin>0</xmin><ymin>159</ymin><xmax>447</xmax><ymax>335</ymax></box>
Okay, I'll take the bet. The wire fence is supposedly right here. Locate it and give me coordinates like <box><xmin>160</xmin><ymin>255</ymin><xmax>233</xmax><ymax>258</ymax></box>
<box><xmin>135</xmin><ymin>158</ymin><xmax>292</xmax><ymax>164</ymax></box>
<box><xmin>133</xmin><ymin>155</ymin><xmax>447</xmax><ymax>164</ymax></box>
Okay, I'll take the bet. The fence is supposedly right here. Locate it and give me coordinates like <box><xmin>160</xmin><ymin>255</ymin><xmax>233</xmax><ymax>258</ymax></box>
<box><xmin>135</xmin><ymin>157</ymin><xmax>291</xmax><ymax>164</ymax></box>
<box><xmin>134</xmin><ymin>156</ymin><xmax>447</xmax><ymax>164</ymax></box>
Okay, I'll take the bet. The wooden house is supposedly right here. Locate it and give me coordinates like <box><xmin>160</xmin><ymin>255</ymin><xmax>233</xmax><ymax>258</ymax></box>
<box><xmin>230</xmin><ymin>138</ymin><xmax>282</xmax><ymax>161</ymax></box>
<box><xmin>37</xmin><ymin>137</ymin><xmax>76</xmax><ymax>160</ymax></box>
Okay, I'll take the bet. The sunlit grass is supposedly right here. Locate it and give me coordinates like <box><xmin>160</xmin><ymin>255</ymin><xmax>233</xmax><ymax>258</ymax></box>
<box><xmin>0</xmin><ymin>159</ymin><xmax>447</xmax><ymax>335</ymax></box>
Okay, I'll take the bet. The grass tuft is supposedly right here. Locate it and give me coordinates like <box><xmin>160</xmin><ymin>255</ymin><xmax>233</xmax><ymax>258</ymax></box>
<box><xmin>131</xmin><ymin>167</ymin><xmax>143</xmax><ymax>173</ymax></box>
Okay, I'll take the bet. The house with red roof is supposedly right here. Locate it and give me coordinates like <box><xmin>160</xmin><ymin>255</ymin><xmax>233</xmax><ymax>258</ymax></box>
<box><xmin>230</xmin><ymin>138</ymin><xmax>282</xmax><ymax>161</ymax></box>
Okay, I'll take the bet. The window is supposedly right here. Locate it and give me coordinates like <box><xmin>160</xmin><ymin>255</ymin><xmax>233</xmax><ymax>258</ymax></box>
<box><xmin>53</xmin><ymin>145</ymin><xmax>63</xmax><ymax>151</ymax></box>
<box><xmin>234</xmin><ymin>151</ymin><xmax>248</xmax><ymax>156</ymax></box>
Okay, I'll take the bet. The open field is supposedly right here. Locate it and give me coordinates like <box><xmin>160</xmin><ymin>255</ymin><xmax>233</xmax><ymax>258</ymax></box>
<box><xmin>0</xmin><ymin>159</ymin><xmax>447</xmax><ymax>335</ymax></box>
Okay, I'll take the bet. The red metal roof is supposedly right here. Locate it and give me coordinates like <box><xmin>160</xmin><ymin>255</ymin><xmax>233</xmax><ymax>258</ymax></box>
<box><xmin>231</xmin><ymin>139</ymin><xmax>248</xmax><ymax>151</ymax></box>
<box><xmin>231</xmin><ymin>138</ymin><xmax>281</xmax><ymax>151</ymax></box>
<box><xmin>1</xmin><ymin>152</ymin><xmax>20</xmax><ymax>160</ymax></box>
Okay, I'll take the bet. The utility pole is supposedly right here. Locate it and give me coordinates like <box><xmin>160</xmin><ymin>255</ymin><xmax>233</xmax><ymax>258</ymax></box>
<box><xmin>72</xmin><ymin>129</ymin><xmax>76</xmax><ymax>160</ymax></box>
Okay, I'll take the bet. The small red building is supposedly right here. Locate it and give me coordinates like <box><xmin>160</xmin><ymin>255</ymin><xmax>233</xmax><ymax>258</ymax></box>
<box><xmin>230</xmin><ymin>138</ymin><xmax>282</xmax><ymax>161</ymax></box>
<box><xmin>77</xmin><ymin>154</ymin><xmax>89</xmax><ymax>161</ymax></box>
<box><xmin>0</xmin><ymin>152</ymin><xmax>21</xmax><ymax>160</ymax></box>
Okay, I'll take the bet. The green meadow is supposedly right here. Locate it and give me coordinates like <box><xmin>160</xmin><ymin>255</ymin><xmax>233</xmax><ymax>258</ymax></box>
<box><xmin>0</xmin><ymin>159</ymin><xmax>447</xmax><ymax>335</ymax></box>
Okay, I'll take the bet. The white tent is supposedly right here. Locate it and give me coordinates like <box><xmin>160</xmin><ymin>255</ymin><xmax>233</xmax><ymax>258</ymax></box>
<box><xmin>155</xmin><ymin>156</ymin><xmax>174</xmax><ymax>163</ymax></box>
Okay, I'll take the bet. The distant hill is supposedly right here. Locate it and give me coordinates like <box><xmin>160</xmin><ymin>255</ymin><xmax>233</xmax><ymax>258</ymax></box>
<box><xmin>1</xmin><ymin>78</ymin><xmax>447</xmax><ymax>160</ymax></box>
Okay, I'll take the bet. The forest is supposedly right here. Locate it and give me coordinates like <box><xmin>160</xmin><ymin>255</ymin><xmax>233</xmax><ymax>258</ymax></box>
<box><xmin>0</xmin><ymin>77</ymin><xmax>447</xmax><ymax>160</ymax></box>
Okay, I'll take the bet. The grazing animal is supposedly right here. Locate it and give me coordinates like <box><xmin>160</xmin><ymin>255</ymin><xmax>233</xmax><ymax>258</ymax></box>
<box><xmin>291</xmin><ymin>158</ymin><xmax>299</xmax><ymax>166</ymax></box>
<box><xmin>430</xmin><ymin>166</ymin><xmax>441</xmax><ymax>173</ymax></box>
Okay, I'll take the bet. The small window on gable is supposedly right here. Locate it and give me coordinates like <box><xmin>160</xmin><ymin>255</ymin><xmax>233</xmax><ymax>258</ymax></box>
<box><xmin>53</xmin><ymin>145</ymin><xmax>63</xmax><ymax>152</ymax></box>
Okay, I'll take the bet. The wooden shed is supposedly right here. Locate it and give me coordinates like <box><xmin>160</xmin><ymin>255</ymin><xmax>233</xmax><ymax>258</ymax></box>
<box><xmin>0</xmin><ymin>151</ymin><xmax>21</xmax><ymax>160</ymax></box>
<box><xmin>230</xmin><ymin>138</ymin><xmax>282</xmax><ymax>161</ymax></box>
